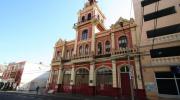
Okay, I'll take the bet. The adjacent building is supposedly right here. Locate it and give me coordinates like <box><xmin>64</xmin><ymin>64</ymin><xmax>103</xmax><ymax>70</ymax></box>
<box><xmin>1</xmin><ymin>62</ymin><xmax>25</xmax><ymax>90</ymax></box>
<box><xmin>133</xmin><ymin>0</ymin><xmax>180</xmax><ymax>99</ymax></box>
<box><xmin>18</xmin><ymin>62</ymin><xmax>50</xmax><ymax>92</ymax></box>
<box><xmin>48</xmin><ymin>0</ymin><xmax>146</xmax><ymax>99</ymax></box>
<box><xmin>1</xmin><ymin>61</ymin><xmax>50</xmax><ymax>92</ymax></box>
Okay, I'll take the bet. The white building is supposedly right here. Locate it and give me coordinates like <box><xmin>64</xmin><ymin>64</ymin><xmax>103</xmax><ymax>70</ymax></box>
<box><xmin>18</xmin><ymin>62</ymin><xmax>50</xmax><ymax>91</ymax></box>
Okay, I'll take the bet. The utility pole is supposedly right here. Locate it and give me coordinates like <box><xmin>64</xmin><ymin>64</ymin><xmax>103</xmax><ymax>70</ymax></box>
<box><xmin>127</xmin><ymin>48</ymin><xmax>134</xmax><ymax>100</ymax></box>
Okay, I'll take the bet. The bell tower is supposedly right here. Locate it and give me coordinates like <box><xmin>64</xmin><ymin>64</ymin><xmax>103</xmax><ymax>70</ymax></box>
<box><xmin>73</xmin><ymin>0</ymin><xmax>106</xmax><ymax>56</ymax></box>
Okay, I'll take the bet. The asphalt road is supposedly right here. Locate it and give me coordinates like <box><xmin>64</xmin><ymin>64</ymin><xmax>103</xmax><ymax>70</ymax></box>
<box><xmin>0</xmin><ymin>92</ymin><xmax>85</xmax><ymax>100</ymax></box>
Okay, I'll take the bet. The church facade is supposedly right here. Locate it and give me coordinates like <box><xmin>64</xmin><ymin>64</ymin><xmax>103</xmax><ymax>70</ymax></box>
<box><xmin>47</xmin><ymin>1</ymin><xmax>146</xmax><ymax>99</ymax></box>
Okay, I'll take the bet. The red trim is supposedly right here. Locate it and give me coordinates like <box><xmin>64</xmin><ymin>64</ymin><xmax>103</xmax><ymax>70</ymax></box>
<box><xmin>95</xmin><ymin>85</ymin><xmax>115</xmax><ymax>96</ymax></box>
<box><xmin>74</xmin><ymin>84</ymin><xmax>93</xmax><ymax>96</ymax></box>
<box><xmin>62</xmin><ymin>84</ymin><xmax>72</xmax><ymax>94</ymax></box>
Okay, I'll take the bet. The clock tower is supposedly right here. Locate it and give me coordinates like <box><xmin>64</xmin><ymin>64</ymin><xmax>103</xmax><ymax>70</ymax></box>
<box><xmin>73</xmin><ymin>0</ymin><xmax>106</xmax><ymax>56</ymax></box>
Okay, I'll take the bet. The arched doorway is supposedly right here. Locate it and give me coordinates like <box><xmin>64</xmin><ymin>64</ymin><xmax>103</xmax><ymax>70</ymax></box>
<box><xmin>51</xmin><ymin>70</ymin><xmax>58</xmax><ymax>91</ymax></box>
<box><xmin>75</xmin><ymin>68</ymin><xmax>89</xmax><ymax>95</ymax></box>
<box><xmin>120</xmin><ymin>66</ymin><xmax>131</xmax><ymax>96</ymax></box>
<box><xmin>96</xmin><ymin>67</ymin><xmax>112</xmax><ymax>96</ymax></box>
<box><xmin>62</xmin><ymin>70</ymin><xmax>71</xmax><ymax>93</ymax></box>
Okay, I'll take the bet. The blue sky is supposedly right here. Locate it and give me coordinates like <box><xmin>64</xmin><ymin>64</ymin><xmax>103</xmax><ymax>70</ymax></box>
<box><xmin>0</xmin><ymin>0</ymin><xmax>133</xmax><ymax>65</ymax></box>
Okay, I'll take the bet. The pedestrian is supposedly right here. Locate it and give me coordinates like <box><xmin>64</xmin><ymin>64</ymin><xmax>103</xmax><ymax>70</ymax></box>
<box><xmin>36</xmin><ymin>86</ymin><xmax>39</xmax><ymax>94</ymax></box>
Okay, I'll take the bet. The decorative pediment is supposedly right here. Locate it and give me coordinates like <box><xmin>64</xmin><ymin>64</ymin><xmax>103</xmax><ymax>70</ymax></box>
<box><xmin>111</xmin><ymin>17</ymin><xmax>134</xmax><ymax>29</ymax></box>
<box><xmin>55</xmin><ymin>38</ymin><xmax>64</xmax><ymax>46</ymax></box>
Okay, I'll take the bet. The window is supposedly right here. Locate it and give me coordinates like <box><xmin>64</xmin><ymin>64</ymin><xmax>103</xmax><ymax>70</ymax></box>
<box><xmin>82</xmin><ymin>29</ymin><xmax>88</xmax><ymax>40</ymax></box>
<box><xmin>66</xmin><ymin>50</ymin><xmax>70</xmax><ymax>59</ymax></box>
<box><xmin>105</xmin><ymin>41</ymin><xmax>111</xmax><ymax>53</ymax></box>
<box><xmin>155</xmin><ymin>72</ymin><xmax>180</xmax><ymax>95</ymax></box>
<box><xmin>118</xmin><ymin>36</ymin><xmax>128</xmax><ymax>48</ymax></box>
<box><xmin>96</xmin><ymin>67</ymin><xmax>112</xmax><ymax>86</ymax></box>
<box><xmin>147</xmin><ymin>24</ymin><xmax>180</xmax><ymax>38</ymax></box>
<box><xmin>85</xmin><ymin>45</ymin><xmax>89</xmax><ymax>54</ymax></box>
<box><xmin>144</xmin><ymin>6</ymin><xmax>176</xmax><ymax>21</ymax></box>
<box><xmin>98</xmin><ymin>42</ymin><xmax>102</xmax><ymax>54</ymax></box>
<box><xmin>76</xmin><ymin>68</ymin><xmax>89</xmax><ymax>85</ymax></box>
<box><xmin>63</xmin><ymin>70</ymin><xmax>71</xmax><ymax>85</ymax></box>
<box><xmin>56</xmin><ymin>51</ymin><xmax>61</xmax><ymax>59</ymax></box>
<box><xmin>141</xmin><ymin>0</ymin><xmax>160</xmax><ymax>7</ymax></box>
<box><xmin>97</xmin><ymin>15</ymin><xmax>100</xmax><ymax>20</ymax></box>
<box><xmin>120</xmin><ymin>66</ymin><xmax>130</xmax><ymax>73</ymax></box>
<box><xmin>76</xmin><ymin>68</ymin><xmax>89</xmax><ymax>75</ymax></box>
<box><xmin>79</xmin><ymin>46</ymin><xmax>83</xmax><ymax>55</ymax></box>
<box><xmin>71</xmin><ymin>49</ymin><xmax>74</xmax><ymax>57</ymax></box>
<box><xmin>87</xmin><ymin>13</ymin><xmax>92</xmax><ymax>20</ymax></box>
<box><xmin>82</xmin><ymin>16</ymin><xmax>85</xmax><ymax>22</ymax></box>
<box><xmin>150</xmin><ymin>46</ymin><xmax>180</xmax><ymax>58</ymax></box>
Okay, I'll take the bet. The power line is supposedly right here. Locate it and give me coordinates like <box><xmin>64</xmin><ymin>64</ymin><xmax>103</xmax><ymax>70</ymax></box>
<box><xmin>151</xmin><ymin>1</ymin><xmax>160</xmax><ymax>50</ymax></box>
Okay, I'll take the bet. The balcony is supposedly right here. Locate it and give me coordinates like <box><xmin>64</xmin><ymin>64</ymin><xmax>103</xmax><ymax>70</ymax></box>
<box><xmin>74</xmin><ymin>15</ymin><xmax>103</xmax><ymax>28</ymax></box>
<box><xmin>71</xmin><ymin>53</ymin><xmax>94</xmax><ymax>63</ymax></box>
<box><xmin>112</xmin><ymin>48</ymin><xmax>137</xmax><ymax>56</ymax></box>
<box><xmin>51</xmin><ymin>57</ymin><xmax>61</xmax><ymax>66</ymax></box>
<box><xmin>95</xmin><ymin>52</ymin><xmax>111</xmax><ymax>58</ymax></box>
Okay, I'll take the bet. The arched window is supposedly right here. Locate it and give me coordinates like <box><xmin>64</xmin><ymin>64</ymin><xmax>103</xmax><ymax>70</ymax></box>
<box><xmin>118</xmin><ymin>36</ymin><xmax>128</xmax><ymax>48</ymax></box>
<box><xmin>96</xmin><ymin>67</ymin><xmax>112</xmax><ymax>86</ymax></box>
<box><xmin>97</xmin><ymin>15</ymin><xmax>100</xmax><ymax>20</ymax></box>
<box><xmin>63</xmin><ymin>70</ymin><xmax>71</xmax><ymax>85</ymax></box>
<box><xmin>76</xmin><ymin>68</ymin><xmax>89</xmax><ymax>75</ymax></box>
<box><xmin>105</xmin><ymin>41</ymin><xmax>111</xmax><ymax>53</ymax></box>
<box><xmin>56</xmin><ymin>51</ymin><xmax>61</xmax><ymax>59</ymax></box>
<box><xmin>76</xmin><ymin>68</ymin><xmax>89</xmax><ymax>85</ymax></box>
<box><xmin>120</xmin><ymin>66</ymin><xmax>129</xmax><ymax>73</ymax></box>
<box><xmin>85</xmin><ymin>45</ymin><xmax>89</xmax><ymax>54</ymax></box>
<box><xmin>82</xmin><ymin>29</ymin><xmax>88</xmax><ymax>40</ymax></box>
<box><xmin>66</xmin><ymin>50</ymin><xmax>70</xmax><ymax>59</ymax></box>
<box><xmin>82</xmin><ymin>16</ymin><xmax>85</xmax><ymax>22</ymax></box>
<box><xmin>98</xmin><ymin>42</ymin><xmax>102</xmax><ymax>54</ymax></box>
<box><xmin>71</xmin><ymin>49</ymin><xmax>74</xmax><ymax>57</ymax></box>
<box><xmin>87</xmin><ymin>13</ymin><xmax>92</xmax><ymax>20</ymax></box>
<box><xmin>79</xmin><ymin>46</ymin><xmax>83</xmax><ymax>55</ymax></box>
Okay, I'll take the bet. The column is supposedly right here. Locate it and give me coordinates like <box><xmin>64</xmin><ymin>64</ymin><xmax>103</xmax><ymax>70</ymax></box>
<box><xmin>73</xmin><ymin>29</ymin><xmax>78</xmax><ymax>55</ymax></box>
<box><xmin>111</xmin><ymin>32</ymin><xmax>115</xmax><ymax>50</ymax></box>
<box><xmin>91</xmin><ymin>24</ymin><xmax>96</xmax><ymax>53</ymax></box>
<box><xmin>49</xmin><ymin>69</ymin><xmax>53</xmax><ymax>84</ymax></box>
<box><xmin>62</xmin><ymin>42</ymin><xmax>66</xmax><ymax>58</ymax></box>
<box><xmin>112</xmin><ymin>60</ymin><xmax>117</xmax><ymax>88</ymax></box>
<box><xmin>70</xmin><ymin>65</ymin><xmax>75</xmax><ymax>85</ymax></box>
<box><xmin>89</xmin><ymin>62</ymin><xmax>95</xmax><ymax>86</ymax></box>
<box><xmin>57</xmin><ymin>67</ymin><xmax>63</xmax><ymax>85</ymax></box>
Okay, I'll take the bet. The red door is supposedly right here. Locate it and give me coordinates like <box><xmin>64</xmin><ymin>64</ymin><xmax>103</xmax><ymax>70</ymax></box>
<box><xmin>121</xmin><ymin>73</ymin><xmax>131</xmax><ymax>96</ymax></box>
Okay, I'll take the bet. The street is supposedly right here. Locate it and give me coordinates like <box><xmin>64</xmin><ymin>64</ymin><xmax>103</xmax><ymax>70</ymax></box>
<box><xmin>0</xmin><ymin>92</ymin><xmax>116</xmax><ymax>100</ymax></box>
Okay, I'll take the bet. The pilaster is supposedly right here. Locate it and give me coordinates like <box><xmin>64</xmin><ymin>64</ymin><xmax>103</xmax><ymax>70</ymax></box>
<box><xmin>91</xmin><ymin>23</ymin><xmax>96</xmax><ymax>53</ymax></box>
<box><xmin>73</xmin><ymin>29</ymin><xmax>78</xmax><ymax>55</ymax></box>
<box><xmin>57</xmin><ymin>65</ymin><xmax>63</xmax><ymax>85</ymax></box>
<box><xmin>111</xmin><ymin>32</ymin><xmax>115</xmax><ymax>50</ymax></box>
<box><xmin>70</xmin><ymin>64</ymin><xmax>75</xmax><ymax>85</ymax></box>
<box><xmin>89</xmin><ymin>62</ymin><xmax>95</xmax><ymax>86</ymax></box>
<box><xmin>112</xmin><ymin>60</ymin><xmax>117</xmax><ymax>88</ymax></box>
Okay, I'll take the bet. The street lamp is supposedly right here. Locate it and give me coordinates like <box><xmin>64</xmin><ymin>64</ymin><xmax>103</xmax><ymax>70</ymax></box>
<box><xmin>119</xmin><ymin>21</ymin><xmax>134</xmax><ymax>100</ymax></box>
